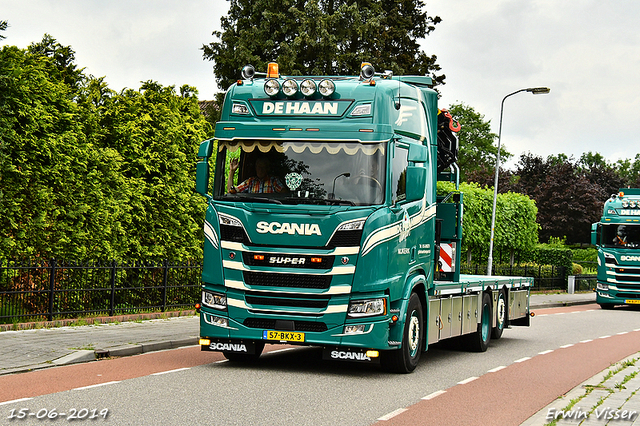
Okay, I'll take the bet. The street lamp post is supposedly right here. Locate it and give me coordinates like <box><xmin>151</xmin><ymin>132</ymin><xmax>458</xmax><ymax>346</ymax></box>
<box><xmin>487</xmin><ymin>87</ymin><xmax>550</xmax><ymax>276</ymax></box>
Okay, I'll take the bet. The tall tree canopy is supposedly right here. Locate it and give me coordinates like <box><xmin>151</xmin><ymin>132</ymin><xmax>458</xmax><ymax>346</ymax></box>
<box><xmin>0</xmin><ymin>36</ymin><xmax>212</xmax><ymax>260</ymax></box>
<box><xmin>202</xmin><ymin>0</ymin><xmax>444</xmax><ymax>89</ymax></box>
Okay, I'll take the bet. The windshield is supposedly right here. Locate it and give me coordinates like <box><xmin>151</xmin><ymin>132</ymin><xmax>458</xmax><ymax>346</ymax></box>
<box><xmin>602</xmin><ymin>224</ymin><xmax>640</xmax><ymax>249</ymax></box>
<box><xmin>214</xmin><ymin>140</ymin><xmax>386</xmax><ymax>206</ymax></box>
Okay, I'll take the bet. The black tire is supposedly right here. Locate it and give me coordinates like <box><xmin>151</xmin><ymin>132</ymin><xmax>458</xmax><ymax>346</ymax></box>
<box><xmin>492</xmin><ymin>289</ymin><xmax>507</xmax><ymax>340</ymax></box>
<box><xmin>464</xmin><ymin>292</ymin><xmax>492</xmax><ymax>352</ymax></box>
<box><xmin>381</xmin><ymin>293</ymin><xmax>424</xmax><ymax>374</ymax></box>
<box><xmin>599</xmin><ymin>303</ymin><xmax>615</xmax><ymax>310</ymax></box>
<box><xmin>223</xmin><ymin>341</ymin><xmax>265</xmax><ymax>362</ymax></box>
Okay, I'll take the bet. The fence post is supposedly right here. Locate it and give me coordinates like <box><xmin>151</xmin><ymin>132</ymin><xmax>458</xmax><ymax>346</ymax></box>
<box><xmin>48</xmin><ymin>259</ymin><xmax>57</xmax><ymax>321</ymax></box>
<box><xmin>568</xmin><ymin>275</ymin><xmax>575</xmax><ymax>294</ymax></box>
<box><xmin>109</xmin><ymin>260</ymin><xmax>117</xmax><ymax>316</ymax></box>
<box><xmin>162</xmin><ymin>259</ymin><xmax>169</xmax><ymax>312</ymax></box>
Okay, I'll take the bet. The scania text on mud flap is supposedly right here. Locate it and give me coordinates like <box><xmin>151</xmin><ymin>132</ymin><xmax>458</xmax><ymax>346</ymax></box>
<box><xmin>194</xmin><ymin>63</ymin><xmax>532</xmax><ymax>373</ymax></box>
<box><xmin>592</xmin><ymin>189</ymin><xmax>640</xmax><ymax>308</ymax></box>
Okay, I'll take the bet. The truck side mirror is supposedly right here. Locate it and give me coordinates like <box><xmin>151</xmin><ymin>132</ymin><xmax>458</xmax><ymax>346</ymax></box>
<box><xmin>405</xmin><ymin>166</ymin><xmax>426</xmax><ymax>202</ymax></box>
<box><xmin>195</xmin><ymin>139</ymin><xmax>215</xmax><ymax>197</ymax></box>
<box><xmin>196</xmin><ymin>160</ymin><xmax>210</xmax><ymax>196</ymax></box>
<box><xmin>408</xmin><ymin>144</ymin><xmax>428</xmax><ymax>163</ymax></box>
<box><xmin>591</xmin><ymin>223</ymin><xmax>600</xmax><ymax>246</ymax></box>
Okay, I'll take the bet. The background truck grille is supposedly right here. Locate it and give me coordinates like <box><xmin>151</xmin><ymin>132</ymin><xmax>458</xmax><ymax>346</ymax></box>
<box><xmin>243</xmin><ymin>271</ymin><xmax>331</xmax><ymax>289</ymax></box>
<box><xmin>326</xmin><ymin>230</ymin><xmax>363</xmax><ymax>249</ymax></box>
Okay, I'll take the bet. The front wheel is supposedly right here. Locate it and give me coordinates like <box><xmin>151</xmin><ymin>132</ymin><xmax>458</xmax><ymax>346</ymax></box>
<box><xmin>599</xmin><ymin>303</ymin><xmax>615</xmax><ymax>310</ymax></box>
<box><xmin>381</xmin><ymin>293</ymin><xmax>424</xmax><ymax>374</ymax></box>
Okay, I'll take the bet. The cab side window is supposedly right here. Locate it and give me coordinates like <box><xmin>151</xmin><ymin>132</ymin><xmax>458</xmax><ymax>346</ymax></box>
<box><xmin>392</xmin><ymin>145</ymin><xmax>408</xmax><ymax>203</ymax></box>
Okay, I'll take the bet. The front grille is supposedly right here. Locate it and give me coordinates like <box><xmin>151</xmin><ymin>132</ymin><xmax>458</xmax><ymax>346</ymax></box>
<box><xmin>326</xmin><ymin>230</ymin><xmax>363</xmax><ymax>249</ymax></box>
<box><xmin>243</xmin><ymin>318</ymin><xmax>328</xmax><ymax>332</ymax></box>
<box><xmin>245</xmin><ymin>295</ymin><xmax>329</xmax><ymax>309</ymax></box>
<box><xmin>243</xmin><ymin>252</ymin><xmax>333</xmax><ymax>269</ymax></box>
<box><xmin>243</xmin><ymin>271</ymin><xmax>331</xmax><ymax>289</ymax></box>
<box><xmin>615</xmin><ymin>292</ymin><xmax>640</xmax><ymax>298</ymax></box>
<box><xmin>616</xmin><ymin>282</ymin><xmax>640</xmax><ymax>291</ymax></box>
<box><xmin>220</xmin><ymin>225</ymin><xmax>250</xmax><ymax>243</ymax></box>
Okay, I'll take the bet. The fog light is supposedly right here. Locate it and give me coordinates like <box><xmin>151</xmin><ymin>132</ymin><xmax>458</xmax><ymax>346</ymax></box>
<box><xmin>597</xmin><ymin>282</ymin><xmax>609</xmax><ymax>291</ymax></box>
<box><xmin>264</xmin><ymin>79</ymin><xmax>280</xmax><ymax>96</ymax></box>
<box><xmin>199</xmin><ymin>338</ymin><xmax>211</xmax><ymax>346</ymax></box>
<box><xmin>366</xmin><ymin>350</ymin><xmax>379</xmax><ymax>358</ymax></box>
<box><xmin>344</xmin><ymin>324</ymin><xmax>366</xmax><ymax>334</ymax></box>
<box><xmin>212</xmin><ymin>316</ymin><xmax>228</xmax><ymax>327</ymax></box>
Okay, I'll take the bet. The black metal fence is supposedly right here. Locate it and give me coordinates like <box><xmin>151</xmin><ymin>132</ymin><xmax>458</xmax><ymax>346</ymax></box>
<box><xmin>0</xmin><ymin>259</ymin><xmax>202</xmax><ymax>324</ymax></box>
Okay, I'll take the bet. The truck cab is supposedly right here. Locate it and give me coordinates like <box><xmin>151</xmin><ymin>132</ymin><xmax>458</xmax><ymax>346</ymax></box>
<box><xmin>592</xmin><ymin>189</ymin><xmax>640</xmax><ymax>308</ymax></box>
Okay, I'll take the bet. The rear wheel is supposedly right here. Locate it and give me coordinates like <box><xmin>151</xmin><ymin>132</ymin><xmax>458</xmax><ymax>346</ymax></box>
<box><xmin>382</xmin><ymin>293</ymin><xmax>424</xmax><ymax>373</ymax></box>
<box><xmin>492</xmin><ymin>289</ymin><xmax>507</xmax><ymax>340</ymax></box>
<box><xmin>223</xmin><ymin>342</ymin><xmax>265</xmax><ymax>362</ymax></box>
<box><xmin>464</xmin><ymin>292</ymin><xmax>492</xmax><ymax>352</ymax></box>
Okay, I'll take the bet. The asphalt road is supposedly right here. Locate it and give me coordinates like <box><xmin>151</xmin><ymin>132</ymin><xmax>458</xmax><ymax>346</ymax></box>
<box><xmin>1</xmin><ymin>304</ymin><xmax>640</xmax><ymax>426</ymax></box>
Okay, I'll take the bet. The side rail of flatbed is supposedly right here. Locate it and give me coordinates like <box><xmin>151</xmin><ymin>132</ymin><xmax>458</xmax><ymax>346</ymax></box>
<box><xmin>428</xmin><ymin>275</ymin><xmax>532</xmax><ymax>346</ymax></box>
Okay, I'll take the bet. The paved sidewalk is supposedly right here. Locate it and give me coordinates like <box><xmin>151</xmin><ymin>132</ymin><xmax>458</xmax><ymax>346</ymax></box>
<box><xmin>521</xmin><ymin>354</ymin><xmax>640</xmax><ymax>425</ymax></box>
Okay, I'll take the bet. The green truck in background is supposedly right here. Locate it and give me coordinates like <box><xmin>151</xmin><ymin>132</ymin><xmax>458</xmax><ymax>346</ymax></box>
<box><xmin>194</xmin><ymin>63</ymin><xmax>532</xmax><ymax>373</ymax></box>
<box><xmin>592</xmin><ymin>189</ymin><xmax>640</xmax><ymax>309</ymax></box>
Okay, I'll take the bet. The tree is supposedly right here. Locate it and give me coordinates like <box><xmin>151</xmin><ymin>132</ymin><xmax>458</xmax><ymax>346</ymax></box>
<box><xmin>437</xmin><ymin>182</ymin><xmax>538</xmax><ymax>265</ymax></box>
<box><xmin>578</xmin><ymin>151</ymin><xmax>626</xmax><ymax>200</ymax></box>
<box><xmin>512</xmin><ymin>153</ymin><xmax>601</xmax><ymax>244</ymax></box>
<box><xmin>202</xmin><ymin>0</ymin><xmax>444</xmax><ymax>90</ymax></box>
<box><xmin>0</xmin><ymin>20</ymin><xmax>7</xmax><ymax>40</ymax></box>
<box><xmin>447</xmin><ymin>102</ymin><xmax>511</xmax><ymax>182</ymax></box>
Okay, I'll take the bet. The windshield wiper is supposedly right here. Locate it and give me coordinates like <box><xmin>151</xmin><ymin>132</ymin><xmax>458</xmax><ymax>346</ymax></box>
<box><xmin>218</xmin><ymin>194</ymin><xmax>283</xmax><ymax>204</ymax></box>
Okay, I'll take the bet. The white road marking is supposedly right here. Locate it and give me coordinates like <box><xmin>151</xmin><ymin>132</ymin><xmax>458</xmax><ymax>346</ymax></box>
<box><xmin>378</xmin><ymin>408</ymin><xmax>408</xmax><ymax>421</ymax></box>
<box><xmin>73</xmin><ymin>381</ymin><xmax>121</xmax><ymax>391</ymax></box>
<box><xmin>151</xmin><ymin>367</ymin><xmax>191</xmax><ymax>375</ymax></box>
<box><xmin>422</xmin><ymin>390</ymin><xmax>446</xmax><ymax>400</ymax></box>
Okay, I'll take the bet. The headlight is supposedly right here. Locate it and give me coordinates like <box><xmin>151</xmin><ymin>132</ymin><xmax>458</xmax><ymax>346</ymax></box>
<box><xmin>232</xmin><ymin>103</ymin><xmax>250</xmax><ymax>115</ymax></box>
<box><xmin>348</xmin><ymin>298</ymin><xmax>386</xmax><ymax>317</ymax></box>
<box><xmin>631</xmin><ymin>200</ymin><xmax>638</xmax><ymax>208</ymax></box>
<box><xmin>264</xmin><ymin>79</ymin><xmax>280</xmax><ymax>96</ymax></box>
<box><xmin>351</xmin><ymin>104</ymin><xmax>371</xmax><ymax>116</ymax></box>
<box><xmin>318</xmin><ymin>79</ymin><xmax>335</xmax><ymax>97</ymax></box>
<box><xmin>622</xmin><ymin>200</ymin><xmax>629</xmax><ymax>208</ymax></box>
<box><xmin>597</xmin><ymin>282</ymin><xmax>609</xmax><ymax>291</ymax></box>
<box><xmin>282</xmin><ymin>79</ymin><xmax>298</xmax><ymax>97</ymax></box>
<box><xmin>300</xmin><ymin>79</ymin><xmax>316</xmax><ymax>96</ymax></box>
<box><xmin>202</xmin><ymin>291</ymin><xmax>227</xmax><ymax>310</ymax></box>
<box><xmin>338</xmin><ymin>220</ymin><xmax>365</xmax><ymax>231</ymax></box>
<box><xmin>219</xmin><ymin>214</ymin><xmax>242</xmax><ymax>227</ymax></box>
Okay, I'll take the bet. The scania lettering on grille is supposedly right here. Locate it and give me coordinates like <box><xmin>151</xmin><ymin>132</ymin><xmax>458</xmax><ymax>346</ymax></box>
<box><xmin>209</xmin><ymin>343</ymin><xmax>247</xmax><ymax>352</ymax></box>
<box><xmin>621</xmin><ymin>255</ymin><xmax>640</xmax><ymax>262</ymax></box>
<box><xmin>256</xmin><ymin>221</ymin><xmax>321</xmax><ymax>236</ymax></box>
<box><xmin>269</xmin><ymin>256</ymin><xmax>306</xmax><ymax>265</ymax></box>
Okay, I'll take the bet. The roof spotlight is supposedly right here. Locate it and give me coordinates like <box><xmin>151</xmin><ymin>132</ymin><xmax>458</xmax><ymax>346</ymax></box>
<box><xmin>318</xmin><ymin>79</ymin><xmax>335</xmax><ymax>97</ymax></box>
<box><xmin>300</xmin><ymin>79</ymin><xmax>317</xmax><ymax>97</ymax></box>
<box><xmin>264</xmin><ymin>79</ymin><xmax>281</xmax><ymax>96</ymax></box>
<box><xmin>282</xmin><ymin>79</ymin><xmax>298</xmax><ymax>97</ymax></box>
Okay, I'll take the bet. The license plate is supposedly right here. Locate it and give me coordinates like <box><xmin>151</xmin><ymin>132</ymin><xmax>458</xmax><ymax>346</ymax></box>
<box><xmin>263</xmin><ymin>330</ymin><xmax>305</xmax><ymax>342</ymax></box>
<box><xmin>625</xmin><ymin>299</ymin><xmax>640</xmax><ymax>304</ymax></box>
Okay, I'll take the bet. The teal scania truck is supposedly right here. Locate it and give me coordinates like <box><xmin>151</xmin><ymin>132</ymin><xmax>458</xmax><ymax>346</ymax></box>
<box><xmin>194</xmin><ymin>63</ymin><xmax>532</xmax><ymax>373</ymax></box>
<box><xmin>592</xmin><ymin>189</ymin><xmax>640</xmax><ymax>309</ymax></box>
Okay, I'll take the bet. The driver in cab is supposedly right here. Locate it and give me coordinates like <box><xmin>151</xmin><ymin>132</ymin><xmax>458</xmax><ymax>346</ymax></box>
<box><xmin>227</xmin><ymin>157</ymin><xmax>285</xmax><ymax>194</ymax></box>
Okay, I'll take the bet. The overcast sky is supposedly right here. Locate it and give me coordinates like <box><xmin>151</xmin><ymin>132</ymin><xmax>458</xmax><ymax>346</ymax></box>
<box><xmin>2</xmin><ymin>0</ymin><xmax>638</xmax><ymax>169</ymax></box>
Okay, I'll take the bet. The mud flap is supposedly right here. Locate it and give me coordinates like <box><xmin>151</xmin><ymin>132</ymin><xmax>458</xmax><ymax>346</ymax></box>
<box><xmin>322</xmin><ymin>347</ymin><xmax>380</xmax><ymax>364</ymax></box>
<box><xmin>201</xmin><ymin>339</ymin><xmax>261</xmax><ymax>354</ymax></box>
